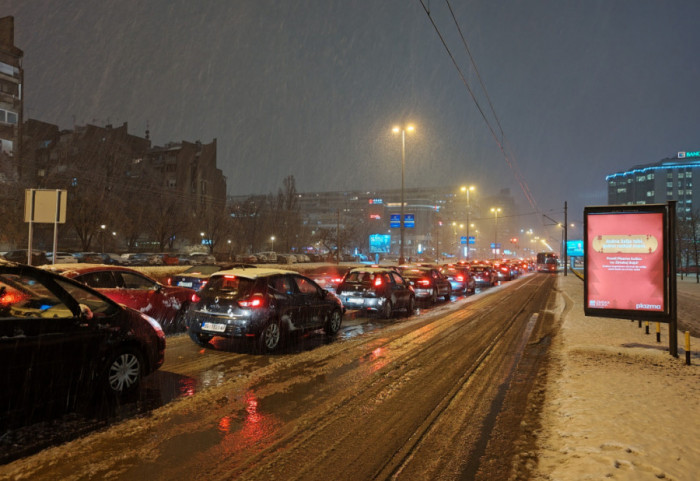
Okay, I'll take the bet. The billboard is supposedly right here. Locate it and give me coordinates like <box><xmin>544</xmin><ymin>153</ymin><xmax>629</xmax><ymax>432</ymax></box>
<box><xmin>369</xmin><ymin>234</ymin><xmax>391</xmax><ymax>253</ymax></box>
<box><xmin>584</xmin><ymin>204</ymin><xmax>670</xmax><ymax>321</ymax></box>
<box><xmin>567</xmin><ymin>240</ymin><xmax>584</xmax><ymax>257</ymax></box>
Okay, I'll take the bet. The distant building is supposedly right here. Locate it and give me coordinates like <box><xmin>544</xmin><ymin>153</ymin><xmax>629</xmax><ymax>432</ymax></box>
<box><xmin>606</xmin><ymin>151</ymin><xmax>699</xmax><ymax>220</ymax></box>
<box><xmin>0</xmin><ymin>16</ymin><xmax>23</xmax><ymax>182</ymax></box>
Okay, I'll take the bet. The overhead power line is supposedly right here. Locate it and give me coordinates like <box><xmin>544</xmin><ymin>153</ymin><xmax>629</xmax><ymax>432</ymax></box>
<box><xmin>419</xmin><ymin>0</ymin><xmax>541</xmax><ymax>213</ymax></box>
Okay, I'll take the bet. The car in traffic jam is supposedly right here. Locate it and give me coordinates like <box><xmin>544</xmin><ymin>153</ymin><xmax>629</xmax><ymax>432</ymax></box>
<box><xmin>396</xmin><ymin>266</ymin><xmax>452</xmax><ymax>304</ymax></box>
<box><xmin>45</xmin><ymin>265</ymin><xmax>195</xmax><ymax>333</ymax></box>
<box><xmin>439</xmin><ymin>264</ymin><xmax>476</xmax><ymax>295</ymax></box>
<box><xmin>185</xmin><ymin>267</ymin><xmax>344</xmax><ymax>352</ymax></box>
<box><xmin>0</xmin><ymin>262</ymin><xmax>165</xmax><ymax>428</ymax></box>
<box><xmin>336</xmin><ymin>267</ymin><xmax>415</xmax><ymax>318</ymax></box>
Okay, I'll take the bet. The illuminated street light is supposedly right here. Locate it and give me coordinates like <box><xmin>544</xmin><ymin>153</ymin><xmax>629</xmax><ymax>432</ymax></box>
<box><xmin>270</xmin><ymin>235</ymin><xmax>276</xmax><ymax>251</ymax></box>
<box><xmin>490</xmin><ymin>207</ymin><xmax>502</xmax><ymax>255</ymax></box>
<box><xmin>392</xmin><ymin>124</ymin><xmax>415</xmax><ymax>264</ymax></box>
<box><xmin>461</xmin><ymin>185</ymin><xmax>475</xmax><ymax>260</ymax></box>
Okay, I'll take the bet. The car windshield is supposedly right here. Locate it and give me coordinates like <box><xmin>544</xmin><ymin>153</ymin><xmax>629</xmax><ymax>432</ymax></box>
<box><xmin>203</xmin><ymin>275</ymin><xmax>256</xmax><ymax>298</ymax></box>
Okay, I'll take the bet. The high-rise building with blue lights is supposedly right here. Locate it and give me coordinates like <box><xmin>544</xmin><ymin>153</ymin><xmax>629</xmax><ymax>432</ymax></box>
<box><xmin>606</xmin><ymin>151</ymin><xmax>699</xmax><ymax>220</ymax></box>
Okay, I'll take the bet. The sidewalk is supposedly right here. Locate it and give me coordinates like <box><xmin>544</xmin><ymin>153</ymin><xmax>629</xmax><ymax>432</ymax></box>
<box><xmin>532</xmin><ymin>274</ymin><xmax>700</xmax><ymax>480</ymax></box>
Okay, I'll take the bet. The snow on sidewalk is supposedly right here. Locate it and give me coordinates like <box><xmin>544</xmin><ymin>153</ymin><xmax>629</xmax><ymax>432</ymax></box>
<box><xmin>533</xmin><ymin>275</ymin><xmax>700</xmax><ymax>481</ymax></box>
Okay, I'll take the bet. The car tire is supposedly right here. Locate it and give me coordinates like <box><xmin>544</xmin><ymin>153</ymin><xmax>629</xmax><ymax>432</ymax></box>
<box><xmin>381</xmin><ymin>299</ymin><xmax>393</xmax><ymax>319</ymax></box>
<box><xmin>189</xmin><ymin>330</ymin><xmax>212</xmax><ymax>346</ymax></box>
<box><xmin>105</xmin><ymin>347</ymin><xmax>144</xmax><ymax>396</ymax></box>
<box><xmin>444</xmin><ymin>287</ymin><xmax>452</xmax><ymax>302</ymax></box>
<box><xmin>430</xmin><ymin>288</ymin><xmax>438</xmax><ymax>305</ymax></box>
<box><xmin>405</xmin><ymin>296</ymin><xmax>415</xmax><ymax>317</ymax></box>
<box><xmin>258</xmin><ymin>319</ymin><xmax>282</xmax><ymax>352</ymax></box>
<box><xmin>324</xmin><ymin>309</ymin><xmax>342</xmax><ymax>336</ymax></box>
<box><xmin>172</xmin><ymin>304</ymin><xmax>189</xmax><ymax>333</ymax></box>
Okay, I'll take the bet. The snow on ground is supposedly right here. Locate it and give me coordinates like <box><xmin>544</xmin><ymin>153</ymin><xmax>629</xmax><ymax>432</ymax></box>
<box><xmin>533</xmin><ymin>275</ymin><xmax>700</xmax><ymax>480</ymax></box>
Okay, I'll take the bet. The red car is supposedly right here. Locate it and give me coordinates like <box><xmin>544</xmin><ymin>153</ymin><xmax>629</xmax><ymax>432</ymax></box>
<box><xmin>49</xmin><ymin>265</ymin><xmax>195</xmax><ymax>333</ymax></box>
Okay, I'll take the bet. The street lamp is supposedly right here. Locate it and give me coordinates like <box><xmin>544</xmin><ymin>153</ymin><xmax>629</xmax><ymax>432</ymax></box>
<box><xmin>461</xmin><ymin>185</ymin><xmax>475</xmax><ymax>260</ymax></box>
<box><xmin>100</xmin><ymin>224</ymin><xmax>106</xmax><ymax>252</ymax></box>
<box><xmin>490</xmin><ymin>207</ymin><xmax>502</xmax><ymax>256</ymax></box>
<box><xmin>393</xmin><ymin>124</ymin><xmax>415</xmax><ymax>265</ymax></box>
<box><xmin>270</xmin><ymin>235</ymin><xmax>275</xmax><ymax>252</ymax></box>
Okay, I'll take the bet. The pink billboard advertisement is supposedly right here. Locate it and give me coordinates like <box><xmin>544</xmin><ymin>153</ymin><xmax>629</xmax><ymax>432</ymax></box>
<box><xmin>585</xmin><ymin>211</ymin><xmax>666</xmax><ymax>315</ymax></box>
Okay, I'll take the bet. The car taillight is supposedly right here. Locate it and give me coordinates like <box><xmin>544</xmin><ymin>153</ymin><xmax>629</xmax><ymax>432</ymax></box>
<box><xmin>456</xmin><ymin>275</ymin><xmax>464</xmax><ymax>282</ymax></box>
<box><xmin>166</xmin><ymin>277</ymin><xmax>173</xmax><ymax>286</ymax></box>
<box><xmin>500</xmin><ymin>267</ymin><xmax>508</xmax><ymax>272</ymax></box>
<box><xmin>191</xmin><ymin>293</ymin><xmax>201</xmax><ymax>303</ymax></box>
<box><xmin>332</xmin><ymin>277</ymin><xmax>343</xmax><ymax>285</ymax></box>
<box><xmin>239</xmin><ymin>296</ymin><xmax>265</xmax><ymax>308</ymax></box>
<box><xmin>417</xmin><ymin>279</ymin><xmax>431</xmax><ymax>287</ymax></box>
<box><xmin>374</xmin><ymin>276</ymin><xmax>383</xmax><ymax>287</ymax></box>
<box><xmin>200</xmin><ymin>280</ymin><xmax>208</xmax><ymax>288</ymax></box>
<box><xmin>0</xmin><ymin>291</ymin><xmax>26</xmax><ymax>305</ymax></box>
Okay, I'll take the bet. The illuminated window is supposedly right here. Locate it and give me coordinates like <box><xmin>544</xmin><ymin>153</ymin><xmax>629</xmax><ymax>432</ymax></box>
<box><xmin>667</xmin><ymin>182</ymin><xmax>673</xmax><ymax>188</ymax></box>
<box><xmin>667</xmin><ymin>191</ymin><xmax>673</xmax><ymax>197</ymax></box>
<box><xmin>647</xmin><ymin>173</ymin><xmax>654</xmax><ymax>180</ymax></box>
<box><xmin>679</xmin><ymin>173</ymin><xmax>685</xmax><ymax>179</ymax></box>
<box><xmin>646</xmin><ymin>191</ymin><xmax>654</xmax><ymax>197</ymax></box>
<box><xmin>617</xmin><ymin>187</ymin><xmax>627</xmax><ymax>194</ymax></box>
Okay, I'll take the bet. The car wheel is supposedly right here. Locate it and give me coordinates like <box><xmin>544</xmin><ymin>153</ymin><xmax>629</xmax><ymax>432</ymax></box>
<box><xmin>173</xmin><ymin>304</ymin><xmax>189</xmax><ymax>333</ymax></box>
<box><xmin>258</xmin><ymin>319</ymin><xmax>282</xmax><ymax>352</ymax></box>
<box><xmin>324</xmin><ymin>309</ymin><xmax>342</xmax><ymax>335</ymax></box>
<box><xmin>444</xmin><ymin>287</ymin><xmax>452</xmax><ymax>302</ymax></box>
<box><xmin>189</xmin><ymin>330</ymin><xmax>212</xmax><ymax>346</ymax></box>
<box><xmin>405</xmin><ymin>296</ymin><xmax>415</xmax><ymax>317</ymax></box>
<box><xmin>105</xmin><ymin>348</ymin><xmax>143</xmax><ymax>395</ymax></box>
<box><xmin>430</xmin><ymin>288</ymin><xmax>438</xmax><ymax>305</ymax></box>
<box><xmin>381</xmin><ymin>299</ymin><xmax>393</xmax><ymax>319</ymax></box>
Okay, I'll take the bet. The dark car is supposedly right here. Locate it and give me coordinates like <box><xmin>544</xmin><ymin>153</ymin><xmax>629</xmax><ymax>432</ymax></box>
<box><xmin>397</xmin><ymin>266</ymin><xmax>452</xmax><ymax>304</ymax></box>
<box><xmin>73</xmin><ymin>252</ymin><xmax>105</xmax><ymax>264</ymax></box>
<box><xmin>336</xmin><ymin>267</ymin><xmax>415</xmax><ymax>318</ymax></box>
<box><xmin>0</xmin><ymin>262</ymin><xmax>165</xmax><ymax>428</ymax></box>
<box><xmin>185</xmin><ymin>267</ymin><xmax>343</xmax><ymax>352</ymax></box>
<box><xmin>166</xmin><ymin>263</ymin><xmax>250</xmax><ymax>291</ymax></box>
<box><xmin>303</xmin><ymin>264</ymin><xmax>352</xmax><ymax>293</ymax></box>
<box><xmin>2</xmin><ymin>249</ymin><xmax>48</xmax><ymax>266</ymax></box>
<box><xmin>470</xmin><ymin>264</ymin><xmax>497</xmax><ymax>287</ymax></box>
<box><xmin>50</xmin><ymin>265</ymin><xmax>195</xmax><ymax>333</ymax></box>
<box><xmin>440</xmin><ymin>264</ymin><xmax>476</xmax><ymax>295</ymax></box>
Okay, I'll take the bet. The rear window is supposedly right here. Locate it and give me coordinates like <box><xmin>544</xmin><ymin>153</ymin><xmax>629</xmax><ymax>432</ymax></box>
<box><xmin>203</xmin><ymin>275</ymin><xmax>256</xmax><ymax>297</ymax></box>
<box><xmin>344</xmin><ymin>271</ymin><xmax>383</xmax><ymax>284</ymax></box>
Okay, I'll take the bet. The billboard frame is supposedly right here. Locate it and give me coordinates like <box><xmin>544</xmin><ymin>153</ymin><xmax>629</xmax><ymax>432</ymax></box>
<box><xmin>583</xmin><ymin>202</ymin><xmax>677</xmax><ymax>356</ymax></box>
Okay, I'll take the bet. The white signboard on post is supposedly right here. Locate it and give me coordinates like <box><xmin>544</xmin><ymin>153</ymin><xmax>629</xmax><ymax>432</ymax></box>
<box><xmin>24</xmin><ymin>189</ymin><xmax>68</xmax><ymax>265</ymax></box>
<box><xmin>25</xmin><ymin>189</ymin><xmax>67</xmax><ymax>224</ymax></box>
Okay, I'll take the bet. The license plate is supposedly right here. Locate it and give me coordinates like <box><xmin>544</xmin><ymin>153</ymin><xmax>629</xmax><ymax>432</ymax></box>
<box><xmin>178</xmin><ymin>281</ymin><xmax>193</xmax><ymax>287</ymax></box>
<box><xmin>201</xmin><ymin>321</ymin><xmax>226</xmax><ymax>333</ymax></box>
<box><xmin>347</xmin><ymin>297</ymin><xmax>363</xmax><ymax>304</ymax></box>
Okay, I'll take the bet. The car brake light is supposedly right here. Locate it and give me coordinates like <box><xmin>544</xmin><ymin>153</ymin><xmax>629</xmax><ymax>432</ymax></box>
<box><xmin>166</xmin><ymin>277</ymin><xmax>172</xmax><ymax>286</ymax></box>
<box><xmin>200</xmin><ymin>280</ymin><xmax>208</xmax><ymax>288</ymax></box>
<box><xmin>191</xmin><ymin>293</ymin><xmax>201</xmax><ymax>303</ymax></box>
<box><xmin>374</xmin><ymin>276</ymin><xmax>383</xmax><ymax>287</ymax></box>
<box><xmin>224</xmin><ymin>275</ymin><xmax>236</xmax><ymax>279</ymax></box>
<box><xmin>456</xmin><ymin>275</ymin><xmax>464</xmax><ymax>282</ymax></box>
<box><xmin>417</xmin><ymin>279</ymin><xmax>431</xmax><ymax>287</ymax></box>
<box><xmin>239</xmin><ymin>296</ymin><xmax>264</xmax><ymax>308</ymax></box>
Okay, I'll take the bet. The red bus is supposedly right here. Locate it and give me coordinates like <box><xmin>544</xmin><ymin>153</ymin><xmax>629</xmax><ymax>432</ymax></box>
<box><xmin>536</xmin><ymin>252</ymin><xmax>559</xmax><ymax>273</ymax></box>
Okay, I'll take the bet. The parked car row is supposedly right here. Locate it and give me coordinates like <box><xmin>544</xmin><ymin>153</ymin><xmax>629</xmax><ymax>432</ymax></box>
<box><xmin>0</xmin><ymin>249</ymin><xmax>219</xmax><ymax>266</ymax></box>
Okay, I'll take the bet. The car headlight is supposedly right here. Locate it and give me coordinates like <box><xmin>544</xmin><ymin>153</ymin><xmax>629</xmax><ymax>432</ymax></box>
<box><xmin>141</xmin><ymin>312</ymin><xmax>164</xmax><ymax>334</ymax></box>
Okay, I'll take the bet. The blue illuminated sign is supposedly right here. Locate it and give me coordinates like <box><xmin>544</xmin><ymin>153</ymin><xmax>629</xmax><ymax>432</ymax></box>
<box><xmin>468</xmin><ymin>236</ymin><xmax>475</xmax><ymax>245</ymax></box>
<box><xmin>369</xmin><ymin>234</ymin><xmax>391</xmax><ymax>253</ymax></box>
<box><xmin>460</xmin><ymin>236</ymin><xmax>467</xmax><ymax>245</ymax></box>
<box><xmin>404</xmin><ymin>214</ymin><xmax>415</xmax><ymax>228</ymax></box>
<box><xmin>390</xmin><ymin>214</ymin><xmax>400</xmax><ymax>228</ymax></box>
<box><xmin>567</xmin><ymin>239</ymin><xmax>584</xmax><ymax>257</ymax></box>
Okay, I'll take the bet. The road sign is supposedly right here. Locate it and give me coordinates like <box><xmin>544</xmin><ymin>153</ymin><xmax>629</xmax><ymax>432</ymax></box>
<box><xmin>460</xmin><ymin>236</ymin><xmax>467</xmax><ymax>245</ymax></box>
<box><xmin>390</xmin><ymin>214</ymin><xmax>400</xmax><ymax>228</ymax></box>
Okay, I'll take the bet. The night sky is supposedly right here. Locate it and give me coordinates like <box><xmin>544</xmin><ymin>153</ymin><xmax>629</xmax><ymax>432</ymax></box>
<box><xmin>6</xmin><ymin>0</ymin><xmax>700</xmax><ymax>233</ymax></box>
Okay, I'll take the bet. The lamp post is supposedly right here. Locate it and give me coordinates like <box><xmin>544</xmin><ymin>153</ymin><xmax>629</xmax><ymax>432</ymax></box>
<box><xmin>100</xmin><ymin>224</ymin><xmax>106</xmax><ymax>252</ymax></box>
<box><xmin>490</xmin><ymin>207</ymin><xmax>501</xmax><ymax>256</ymax></box>
<box><xmin>270</xmin><ymin>236</ymin><xmax>275</xmax><ymax>252</ymax></box>
<box><xmin>461</xmin><ymin>185</ymin><xmax>475</xmax><ymax>260</ymax></box>
<box><xmin>393</xmin><ymin>124</ymin><xmax>415</xmax><ymax>265</ymax></box>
